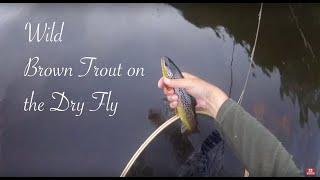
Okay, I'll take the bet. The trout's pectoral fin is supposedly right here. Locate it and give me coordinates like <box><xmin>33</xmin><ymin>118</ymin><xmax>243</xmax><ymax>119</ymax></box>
<box><xmin>180</xmin><ymin>122</ymin><xmax>200</xmax><ymax>135</ymax></box>
<box><xmin>180</xmin><ymin>118</ymin><xmax>200</xmax><ymax>135</ymax></box>
<box><xmin>180</xmin><ymin>122</ymin><xmax>188</xmax><ymax>134</ymax></box>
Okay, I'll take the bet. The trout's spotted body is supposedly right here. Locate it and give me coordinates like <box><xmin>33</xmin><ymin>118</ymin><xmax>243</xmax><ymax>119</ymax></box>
<box><xmin>160</xmin><ymin>56</ymin><xmax>198</xmax><ymax>133</ymax></box>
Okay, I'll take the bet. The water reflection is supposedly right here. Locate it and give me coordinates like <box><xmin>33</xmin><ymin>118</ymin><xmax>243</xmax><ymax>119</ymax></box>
<box><xmin>173</xmin><ymin>3</ymin><xmax>320</xmax><ymax>128</ymax></box>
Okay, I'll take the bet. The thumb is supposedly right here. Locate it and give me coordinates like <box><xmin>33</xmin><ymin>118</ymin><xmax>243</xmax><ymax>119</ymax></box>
<box><xmin>163</xmin><ymin>77</ymin><xmax>191</xmax><ymax>89</ymax></box>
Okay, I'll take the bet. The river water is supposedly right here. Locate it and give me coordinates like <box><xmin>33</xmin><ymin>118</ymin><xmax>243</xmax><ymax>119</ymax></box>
<box><xmin>0</xmin><ymin>3</ymin><xmax>319</xmax><ymax>176</ymax></box>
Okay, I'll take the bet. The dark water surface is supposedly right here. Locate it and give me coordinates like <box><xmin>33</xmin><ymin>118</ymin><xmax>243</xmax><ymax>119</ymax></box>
<box><xmin>0</xmin><ymin>3</ymin><xmax>319</xmax><ymax>176</ymax></box>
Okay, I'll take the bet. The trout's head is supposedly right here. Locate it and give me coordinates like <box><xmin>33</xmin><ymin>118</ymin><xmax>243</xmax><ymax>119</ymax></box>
<box><xmin>160</xmin><ymin>56</ymin><xmax>181</xmax><ymax>79</ymax></box>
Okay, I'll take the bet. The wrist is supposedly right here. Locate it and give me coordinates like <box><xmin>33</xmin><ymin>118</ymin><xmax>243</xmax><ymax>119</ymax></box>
<box><xmin>206</xmin><ymin>85</ymin><xmax>228</xmax><ymax>119</ymax></box>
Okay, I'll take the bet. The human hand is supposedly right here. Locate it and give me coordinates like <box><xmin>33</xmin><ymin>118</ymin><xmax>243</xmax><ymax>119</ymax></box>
<box><xmin>157</xmin><ymin>72</ymin><xmax>228</xmax><ymax>119</ymax></box>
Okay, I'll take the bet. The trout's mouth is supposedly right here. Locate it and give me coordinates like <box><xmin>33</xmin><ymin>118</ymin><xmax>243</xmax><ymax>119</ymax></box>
<box><xmin>160</xmin><ymin>57</ymin><xmax>168</xmax><ymax>77</ymax></box>
<box><xmin>160</xmin><ymin>56</ymin><xmax>175</xmax><ymax>78</ymax></box>
<box><xmin>160</xmin><ymin>58</ymin><xmax>165</xmax><ymax>68</ymax></box>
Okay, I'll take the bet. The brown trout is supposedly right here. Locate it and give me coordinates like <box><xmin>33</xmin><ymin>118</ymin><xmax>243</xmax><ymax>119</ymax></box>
<box><xmin>160</xmin><ymin>56</ymin><xmax>198</xmax><ymax>134</ymax></box>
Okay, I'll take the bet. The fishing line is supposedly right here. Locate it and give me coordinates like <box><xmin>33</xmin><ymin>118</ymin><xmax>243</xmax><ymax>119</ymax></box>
<box><xmin>237</xmin><ymin>3</ymin><xmax>263</xmax><ymax>105</ymax></box>
<box><xmin>228</xmin><ymin>40</ymin><xmax>236</xmax><ymax>97</ymax></box>
<box><xmin>288</xmin><ymin>4</ymin><xmax>315</xmax><ymax>59</ymax></box>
